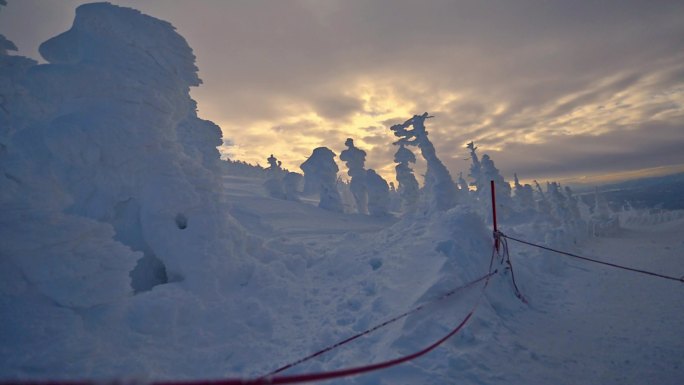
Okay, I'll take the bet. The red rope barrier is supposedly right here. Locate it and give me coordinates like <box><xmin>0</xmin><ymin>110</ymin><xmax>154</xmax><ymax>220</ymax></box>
<box><xmin>158</xmin><ymin>276</ymin><xmax>491</xmax><ymax>385</ymax></box>
<box><xmin>500</xmin><ymin>232</ymin><xmax>684</xmax><ymax>283</ymax></box>
<box><xmin>5</xmin><ymin>269</ymin><xmax>495</xmax><ymax>385</ymax></box>
<box><xmin>263</xmin><ymin>270</ymin><xmax>496</xmax><ymax>377</ymax></box>
<box><xmin>4</xmin><ymin>243</ymin><xmax>500</xmax><ymax>385</ymax></box>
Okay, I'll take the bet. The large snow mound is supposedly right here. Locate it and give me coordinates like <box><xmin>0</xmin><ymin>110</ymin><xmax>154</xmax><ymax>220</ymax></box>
<box><xmin>0</xmin><ymin>2</ymin><xmax>298</xmax><ymax>378</ymax></box>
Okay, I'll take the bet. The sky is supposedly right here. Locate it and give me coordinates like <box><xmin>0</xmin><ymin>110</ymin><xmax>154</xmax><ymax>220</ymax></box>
<box><xmin>2</xmin><ymin>0</ymin><xmax>684</xmax><ymax>185</ymax></box>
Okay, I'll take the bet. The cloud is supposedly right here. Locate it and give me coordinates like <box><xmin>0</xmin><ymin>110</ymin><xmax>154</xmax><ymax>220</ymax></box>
<box><xmin>4</xmin><ymin>0</ymin><xmax>684</xmax><ymax>183</ymax></box>
<box><xmin>310</xmin><ymin>94</ymin><xmax>363</xmax><ymax>121</ymax></box>
<box><xmin>478</xmin><ymin>120</ymin><xmax>684</xmax><ymax>181</ymax></box>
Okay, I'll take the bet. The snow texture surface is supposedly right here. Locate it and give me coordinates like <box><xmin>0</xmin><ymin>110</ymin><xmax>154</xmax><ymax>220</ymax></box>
<box><xmin>1</xmin><ymin>3</ymin><xmax>682</xmax><ymax>385</ymax></box>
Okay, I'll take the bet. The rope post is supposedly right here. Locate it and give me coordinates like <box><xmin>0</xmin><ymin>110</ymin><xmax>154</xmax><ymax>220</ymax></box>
<box><xmin>491</xmin><ymin>180</ymin><xmax>499</xmax><ymax>253</ymax></box>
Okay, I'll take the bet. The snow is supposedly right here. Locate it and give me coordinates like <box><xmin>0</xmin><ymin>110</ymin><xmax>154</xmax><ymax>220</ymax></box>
<box><xmin>1</xmin><ymin>2</ymin><xmax>683</xmax><ymax>384</ymax></box>
<box><xmin>300</xmin><ymin>147</ymin><xmax>344</xmax><ymax>213</ymax></box>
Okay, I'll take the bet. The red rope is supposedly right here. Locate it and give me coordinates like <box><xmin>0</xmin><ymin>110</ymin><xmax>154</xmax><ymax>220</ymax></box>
<box><xmin>6</xmin><ymin>271</ymin><xmax>493</xmax><ymax>385</ymax></box>
<box><xmin>157</xmin><ymin>265</ymin><xmax>495</xmax><ymax>385</ymax></box>
<box><xmin>157</xmin><ymin>287</ymin><xmax>488</xmax><ymax>385</ymax></box>
<box><xmin>263</xmin><ymin>270</ymin><xmax>496</xmax><ymax>377</ymax></box>
<box><xmin>5</xmin><ymin>249</ymin><xmax>498</xmax><ymax>385</ymax></box>
<box><xmin>500</xmin><ymin>232</ymin><xmax>684</xmax><ymax>283</ymax></box>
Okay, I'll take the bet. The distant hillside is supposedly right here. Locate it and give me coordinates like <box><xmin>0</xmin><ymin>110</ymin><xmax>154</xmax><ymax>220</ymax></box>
<box><xmin>578</xmin><ymin>172</ymin><xmax>684</xmax><ymax>210</ymax></box>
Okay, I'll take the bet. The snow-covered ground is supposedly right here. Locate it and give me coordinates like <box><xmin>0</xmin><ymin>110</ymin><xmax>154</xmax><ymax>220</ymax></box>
<box><xmin>215</xmin><ymin>173</ymin><xmax>684</xmax><ymax>385</ymax></box>
<box><xmin>1</xmin><ymin>3</ymin><xmax>682</xmax><ymax>385</ymax></box>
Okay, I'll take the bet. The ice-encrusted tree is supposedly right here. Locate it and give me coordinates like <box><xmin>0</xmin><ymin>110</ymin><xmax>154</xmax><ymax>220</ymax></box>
<box><xmin>547</xmin><ymin>182</ymin><xmax>570</xmax><ymax>224</ymax></box>
<box><xmin>283</xmin><ymin>171</ymin><xmax>303</xmax><ymax>201</ymax></box>
<box><xmin>513</xmin><ymin>173</ymin><xmax>536</xmax><ymax>212</ymax></box>
<box><xmin>534</xmin><ymin>180</ymin><xmax>552</xmax><ymax>216</ymax></box>
<box><xmin>300</xmin><ymin>147</ymin><xmax>343</xmax><ymax>212</ymax></box>
<box><xmin>393</xmin><ymin>143</ymin><xmax>419</xmax><ymax>210</ymax></box>
<box><xmin>592</xmin><ymin>188</ymin><xmax>613</xmax><ymax>221</ymax></box>
<box><xmin>366</xmin><ymin>169</ymin><xmax>390</xmax><ymax>216</ymax></box>
<box><xmin>390</xmin><ymin>113</ymin><xmax>459</xmax><ymax>211</ymax></box>
<box><xmin>1</xmin><ymin>3</ymin><xmax>290</xmax><ymax>372</ymax></box>
<box><xmin>263</xmin><ymin>154</ymin><xmax>286</xmax><ymax>199</ymax></box>
<box><xmin>467</xmin><ymin>142</ymin><xmax>483</xmax><ymax>192</ymax></box>
<box><xmin>339</xmin><ymin>138</ymin><xmax>368</xmax><ymax>214</ymax></box>
<box><xmin>467</xmin><ymin>142</ymin><xmax>513</xmax><ymax>219</ymax></box>
<box><xmin>267</xmin><ymin>154</ymin><xmax>281</xmax><ymax>170</ymax></box>
<box><xmin>457</xmin><ymin>172</ymin><xmax>468</xmax><ymax>192</ymax></box>
<box><xmin>564</xmin><ymin>186</ymin><xmax>583</xmax><ymax>223</ymax></box>
<box><xmin>589</xmin><ymin>188</ymin><xmax>619</xmax><ymax>235</ymax></box>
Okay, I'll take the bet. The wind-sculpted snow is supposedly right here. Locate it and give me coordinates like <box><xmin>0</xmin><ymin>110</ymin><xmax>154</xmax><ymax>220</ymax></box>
<box><xmin>0</xmin><ymin>2</ymin><xmax>295</xmax><ymax>378</ymax></box>
<box><xmin>394</xmin><ymin>144</ymin><xmax>419</xmax><ymax>210</ymax></box>
<box><xmin>365</xmin><ymin>169</ymin><xmax>390</xmax><ymax>216</ymax></box>
<box><xmin>340</xmin><ymin>138</ymin><xmax>369</xmax><ymax>214</ymax></box>
<box><xmin>391</xmin><ymin>113</ymin><xmax>462</xmax><ymax>212</ymax></box>
<box><xmin>23</xmin><ymin>2</ymin><xmax>247</xmax><ymax>291</ymax></box>
<box><xmin>300</xmin><ymin>146</ymin><xmax>344</xmax><ymax>212</ymax></box>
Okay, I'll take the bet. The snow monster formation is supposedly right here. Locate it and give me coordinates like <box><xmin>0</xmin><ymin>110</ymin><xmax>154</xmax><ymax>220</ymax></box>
<box><xmin>366</xmin><ymin>169</ymin><xmax>390</xmax><ymax>216</ymax></box>
<box><xmin>339</xmin><ymin>138</ymin><xmax>369</xmax><ymax>214</ymax></box>
<box><xmin>0</xmin><ymin>3</ymin><xmax>290</xmax><ymax>378</ymax></box>
<box><xmin>467</xmin><ymin>141</ymin><xmax>513</xmax><ymax>220</ymax></box>
<box><xmin>390</xmin><ymin>113</ymin><xmax>460</xmax><ymax>212</ymax></box>
<box><xmin>393</xmin><ymin>143</ymin><xmax>420</xmax><ymax>210</ymax></box>
<box><xmin>264</xmin><ymin>154</ymin><xmax>286</xmax><ymax>199</ymax></box>
<box><xmin>300</xmin><ymin>146</ymin><xmax>344</xmax><ymax>212</ymax></box>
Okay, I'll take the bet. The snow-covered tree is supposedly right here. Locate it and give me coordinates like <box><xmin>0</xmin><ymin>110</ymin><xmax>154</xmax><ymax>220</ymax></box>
<box><xmin>513</xmin><ymin>173</ymin><xmax>536</xmax><ymax>212</ymax></box>
<box><xmin>394</xmin><ymin>143</ymin><xmax>419</xmax><ymax>210</ymax></box>
<box><xmin>534</xmin><ymin>180</ymin><xmax>552</xmax><ymax>216</ymax></box>
<box><xmin>457</xmin><ymin>172</ymin><xmax>468</xmax><ymax>191</ymax></box>
<box><xmin>590</xmin><ymin>188</ymin><xmax>619</xmax><ymax>236</ymax></box>
<box><xmin>1</xmin><ymin>4</ymin><xmax>281</xmax><ymax>370</ymax></box>
<box><xmin>467</xmin><ymin>141</ymin><xmax>483</xmax><ymax>192</ymax></box>
<box><xmin>390</xmin><ymin>113</ymin><xmax>459</xmax><ymax>212</ymax></box>
<box><xmin>564</xmin><ymin>186</ymin><xmax>583</xmax><ymax>223</ymax></box>
<box><xmin>263</xmin><ymin>154</ymin><xmax>286</xmax><ymax>199</ymax></box>
<box><xmin>388</xmin><ymin>181</ymin><xmax>402</xmax><ymax>213</ymax></box>
<box><xmin>547</xmin><ymin>182</ymin><xmax>570</xmax><ymax>224</ymax></box>
<box><xmin>466</xmin><ymin>142</ymin><xmax>513</xmax><ymax>220</ymax></box>
<box><xmin>300</xmin><ymin>147</ymin><xmax>343</xmax><ymax>212</ymax></box>
<box><xmin>283</xmin><ymin>171</ymin><xmax>303</xmax><ymax>201</ymax></box>
<box><xmin>366</xmin><ymin>169</ymin><xmax>390</xmax><ymax>216</ymax></box>
<box><xmin>339</xmin><ymin>138</ymin><xmax>368</xmax><ymax>214</ymax></box>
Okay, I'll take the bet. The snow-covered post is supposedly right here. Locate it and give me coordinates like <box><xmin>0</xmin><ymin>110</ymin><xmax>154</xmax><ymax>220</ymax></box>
<box><xmin>491</xmin><ymin>180</ymin><xmax>500</xmax><ymax>252</ymax></box>
<box><xmin>339</xmin><ymin>138</ymin><xmax>368</xmax><ymax>214</ymax></box>
<box><xmin>393</xmin><ymin>143</ymin><xmax>419</xmax><ymax>210</ymax></box>
<box><xmin>390</xmin><ymin>113</ymin><xmax>459</xmax><ymax>212</ymax></box>
<box><xmin>300</xmin><ymin>147</ymin><xmax>344</xmax><ymax>212</ymax></box>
